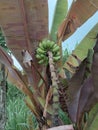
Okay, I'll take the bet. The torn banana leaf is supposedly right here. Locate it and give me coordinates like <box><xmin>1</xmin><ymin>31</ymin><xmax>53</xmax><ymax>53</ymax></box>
<box><xmin>63</xmin><ymin>23</ymin><xmax>98</xmax><ymax>74</ymax></box>
<box><xmin>57</xmin><ymin>0</ymin><xmax>98</xmax><ymax>41</ymax></box>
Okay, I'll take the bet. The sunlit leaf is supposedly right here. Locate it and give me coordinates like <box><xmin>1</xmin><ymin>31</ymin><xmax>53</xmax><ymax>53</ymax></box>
<box><xmin>57</xmin><ymin>0</ymin><xmax>98</xmax><ymax>41</ymax></box>
<box><xmin>63</xmin><ymin>23</ymin><xmax>98</xmax><ymax>74</ymax></box>
<box><xmin>50</xmin><ymin>0</ymin><xmax>68</xmax><ymax>42</ymax></box>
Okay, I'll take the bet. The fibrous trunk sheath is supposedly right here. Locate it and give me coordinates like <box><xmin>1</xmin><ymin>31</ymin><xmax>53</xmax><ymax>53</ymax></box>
<box><xmin>48</xmin><ymin>51</ymin><xmax>60</xmax><ymax>127</ymax></box>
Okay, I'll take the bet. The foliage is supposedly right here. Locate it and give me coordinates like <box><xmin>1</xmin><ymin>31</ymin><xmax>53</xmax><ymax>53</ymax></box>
<box><xmin>50</xmin><ymin>0</ymin><xmax>68</xmax><ymax>42</ymax></box>
<box><xmin>57</xmin><ymin>0</ymin><xmax>98</xmax><ymax>41</ymax></box>
<box><xmin>58</xmin><ymin>109</ymin><xmax>71</xmax><ymax>125</ymax></box>
<box><xmin>5</xmin><ymin>83</ymin><xmax>38</xmax><ymax>130</ymax></box>
<box><xmin>62</xmin><ymin>49</ymin><xmax>69</xmax><ymax>64</ymax></box>
<box><xmin>83</xmin><ymin>103</ymin><xmax>98</xmax><ymax>130</ymax></box>
<box><xmin>0</xmin><ymin>29</ymin><xmax>10</xmax><ymax>53</ymax></box>
<box><xmin>63</xmin><ymin>23</ymin><xmax>98</xmax><ymax>74</ymax></box>
<box><xmin>0</xmin><ymin>0</ymin><xmax>98</xmax><ymax>130</ymax></box>
<box><xmin>62</xmin><ymin>49</ymin><xmax>71</xmax><ymax>79</ymax></box>
<box><xmin>7</xmin><ymin>83</ymin><xmax>23</xmax><ymax>101</ymax></box>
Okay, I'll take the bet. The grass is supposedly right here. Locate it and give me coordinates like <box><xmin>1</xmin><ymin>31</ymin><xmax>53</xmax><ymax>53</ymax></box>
<box><xmin>5</xmin><ymin>83</ymin><xmax>71</xmax><ymax>130</ymax></box>
<box><xmin>5</xmin><ymin>83</ymin><xmax>38</xmax><ymax>130</ymax></box>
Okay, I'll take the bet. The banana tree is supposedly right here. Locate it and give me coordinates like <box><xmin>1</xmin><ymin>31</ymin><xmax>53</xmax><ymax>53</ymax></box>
<box><xmin>0</xmin><ymin>0</ymin><xmax>98</xmax><ymax>130</ymax></box>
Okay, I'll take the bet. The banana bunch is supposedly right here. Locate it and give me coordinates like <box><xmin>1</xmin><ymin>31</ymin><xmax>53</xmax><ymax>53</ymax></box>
<box><xmin>36</xmin><ymin>39</ymin><xmax>61</xmax><ymax>64</ymax></box>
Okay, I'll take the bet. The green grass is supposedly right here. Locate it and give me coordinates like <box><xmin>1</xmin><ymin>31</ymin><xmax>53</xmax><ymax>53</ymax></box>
<box><xmin>5</xmin><ymin>83</ymin><xmax>38</xmax><ymax>130</ymax></box>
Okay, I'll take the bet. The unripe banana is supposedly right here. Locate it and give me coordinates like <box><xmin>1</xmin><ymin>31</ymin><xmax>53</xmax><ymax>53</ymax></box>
<box><xmin>56</xmin><ymin>51</ymin><xmax>60</xmax><ymax>56</ymax></box>
<box><xmin>36</xmin><ymin>39</ymin><xmax>61</xmax><ymax>64</ymax></box>
<box><xmin>37</xmin><ymin>48</ymin><xmax>46</xmax><ymax>54</ymax></box>
<box><xmin>39</xmin><ymin>42</ymin><xmax>44</xmax><ymax>50</ymax></box>
<box><xmin>53</xmin><ymin>56</ymin><xmax>61</xmax><ymax>62</ymax></box>
<box><xmin>49</xmin><ymin>41</ymin><xmax>55</xmax><ymax>49</ymax></box>
<box><xmin>46</xmin><ymin>40</ymin><xmax>51</xmax><ymax>48</ymax></box>
<box><xmin>44</xmin><ymin>57</ymin><xmax>48</xmax><ymax>64</ymax></box>
<box><xmin>52</xmin><ymin>46</ymin><xmax>60</xmax><ymax>53</ymax></box>
<box><xmin>54</xmin><ymin>52</ymin><xmax>60</xmax><ymax>58</ymax></box>
<box><xmin>36</xmin><ymin>54</ymin><xmax>42</xmax><ymax>59</ymax></box>
<box><xmin>38</xmin><ymin>59</ymin><xmax>45</xmax><ymax>64</ymax></box>
<box><xmin>52</xmin><ymin>44</ymin><xmax>58</xmax><ymax>49</ymax></box>
<box><xmin>41</xmin><ymin>40</ymin><xmax>47</xmax><ymax>49</ymax></box>
<box><xmin>40</xmin><ymin>54</ymin><xmax>46</xmax><ymax>58</ymax></box>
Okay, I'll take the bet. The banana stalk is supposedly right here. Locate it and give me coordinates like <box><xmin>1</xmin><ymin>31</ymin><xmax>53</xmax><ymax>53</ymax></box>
<box><xmin>47</xmin><ymin>51</ymin><xmax>61</xmax><ymax>127</ymax></box>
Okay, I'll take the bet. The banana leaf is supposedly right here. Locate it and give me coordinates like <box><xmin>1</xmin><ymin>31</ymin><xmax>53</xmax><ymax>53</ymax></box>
<box><xmin>25</xmin><ymin>96</ymin><xmax>43</xmax><ymax>119</ymax></box>
<box><xmin>50</xmin><ymin>0</ymin><xmax>68</xmax><ymax>42</ymax></box>
<box><xmin>0</xmin><ymin>0</ymin><xmax>48</xmax><ymax>87</ymax></box>
<box><xmin>0</xmin><ymin>46</ymin><xmax>41</xmax><ymax>111</ymax></box>
<box><xmin>57</xmin><ymin>0</ymin><xmax>98</xmax><ymax>41</ymax></box>
<box><xmin>63</xmin><ymin>23</ymin><xmax>98</xmax><ymax>74</ymax></box>
<box><xmin>67</xmin><ymin>37</ymin><xmax>98</xmax><ymax>128</ymax></box>
<box><xmin>83</xmin><ymin>104</ymin><xmax>98</xmax><ymax>130</ymax></box>
<box><xmin>0</xmin><ymin>46</ymin><xmax>44</xmax><ymax>122</ymax></box>
<box><xmin>38</xmin><ymin>97</ymin><xmax>53</xmax><ymax>115</ymax></box>
<box><xmin>0</xmin><ymin>46</ymin><xmax>13</xmax><ymax>67</ymax></box>
<box><xmin>67</xmin><ymin>57</ymin><xmax>89</xmax><ymax>123</ymax></box>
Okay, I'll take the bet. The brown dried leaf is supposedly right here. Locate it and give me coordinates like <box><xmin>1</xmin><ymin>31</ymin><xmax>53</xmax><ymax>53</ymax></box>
<box><xmin>57</xmin><ymin>0</ymin><xmax>98</xmax><ymax>41</ymax></box>
<box><xmin>0</xmin><ymin>0</ymin><xmax>48</xmax><ymax>87</ymax></box>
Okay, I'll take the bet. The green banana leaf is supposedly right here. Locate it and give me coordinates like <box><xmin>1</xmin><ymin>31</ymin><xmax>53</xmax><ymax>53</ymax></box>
<box><xmin>83</xmin><ymin>104</ymin><xmax>98</xmax><ymax>130</ymax></box>
<box><xmin>25</xmin><ymin>96</ymin><xmax>43</xmax><ymax>119</ymax></box>
<box><xmin>63</xmin><ymin>23</ymin><xmax>98</xmax><ymax>74</ymax></box>
<box><xmin>50</xmin><ymin>0</ymin><xmax>68</xmax><ymax>42</ymax></box>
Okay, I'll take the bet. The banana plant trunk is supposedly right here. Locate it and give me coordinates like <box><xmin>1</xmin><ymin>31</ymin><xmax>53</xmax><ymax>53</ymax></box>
<box><xmin>0</xmin><ymin>64</ymin><xmax>7</xmax><ymax>130</ymax></box>
<box><xmin>48</xmin><ymin>51</ymin><xmax>61</xmax><ymax>127</ymax></box>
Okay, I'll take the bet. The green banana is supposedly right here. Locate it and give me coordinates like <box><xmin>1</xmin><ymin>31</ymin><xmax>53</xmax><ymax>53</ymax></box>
<box><xmin>46</xmin><ymin>41</ymin><xmax>51</xmax><ymax>48</ymax></box>
<box><xmin>44</xmin><ymin>57</ymin><xmax>48</xmax><ymax>64</ymax></box>
<box><xmin>52</xmin><ymin>46</ymin><xmax>60</xmax><ymax>53</ymax></box>
<box><xmin>49</xmin><ymin>41</ymin><xmax>55</xmax><ymax>49</ymax></box>
<box><xmin>56</xmin><ymin>51</ymin><xmax>60</xmax><ymax>56</ymax></box>
<box><xmin>36</xmin><ymin>54</ymin><xmax>42</xmax><ymax>59</ymax></box>
<box><xmin>52</xmin><ymin>44</ymin><xmax>58</xmax><ymax>49</ymax></box>
<box><xmin>38</xmin><ymin>56</ymin><xmax>48</xmax><ymax>64</ymax></box>
<box><xmin>37</xmin><ymin>48</ymin><xmax>46</xmax><ymax>54</ymax></box>
<box><xmin>41</xmin><ymin>40</ymin><xmax>47</xmax><ymax>49</ymax></box>
<box><xmin>40</xmin><ymin>54</ymin><xmax>46</xmax><ymax>58</ymax></box>
<box><xmin>38</xmin><ymin>59</ymin><xmax>45</xmax><ymax>64</ymax></box>
<box><xmin>39</xmin><ymin>42</ymin><xmax>44</xmax><ymax>50</ymax></box>
<box><xmin>36</xmin><ymin>39</ymin><xmax>61</xmax><ymax>64</ymax></box>
<box><xmin>53</xmin><ymin>56</ymin><xmax>61</xmax><ymax>62</ymax></box>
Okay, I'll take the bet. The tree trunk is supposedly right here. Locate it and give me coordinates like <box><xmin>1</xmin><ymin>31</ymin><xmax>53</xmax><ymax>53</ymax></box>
<box><xmin>0</xmin><ymin>64</ymin><xmax>7</xmax><ymax>130</ymax></box>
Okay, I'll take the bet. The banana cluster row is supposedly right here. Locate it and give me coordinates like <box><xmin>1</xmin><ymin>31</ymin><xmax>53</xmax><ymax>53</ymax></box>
<box><xmin>36</xmin><ymin>39</ymin><xmax>61</xmax><ymax>64</ymax></box>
